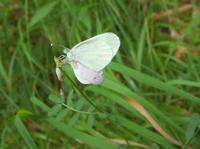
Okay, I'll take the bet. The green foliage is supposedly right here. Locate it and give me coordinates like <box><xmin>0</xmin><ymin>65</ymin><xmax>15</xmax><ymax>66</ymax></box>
<box><xmin>185</xmin><ymin>113</ymin><xmax>200</xmax><ymax>145</ymax></box>
<box><xmin>14</xmin><ymin>116</ymin><xmax>37</xmax><ymax>149</ymax></box>
<box><xmin>28</xmin><ymin>1</ymin><xmax>58</xmax><ymax>28</ymax></box>
<box><xmin>48</xmin><ymin>118</ymin><xmax>117</xmax><ymax>149</ymax></box>
<box><xmin>1</xmin><ymin>0</ymin><xmax>200</xmax><ymax>148</ymax></box>
<box><xmin>152</xmin><ymin>143</ymin><xmax>161</xmax><ymax>149</ymax></box>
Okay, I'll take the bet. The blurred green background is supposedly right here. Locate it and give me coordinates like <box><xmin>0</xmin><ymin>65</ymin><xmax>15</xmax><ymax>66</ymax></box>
<box><xmin>1</xmin><ymin>0</ymin><xmax>200</xmax><ymax>148</ymax></box>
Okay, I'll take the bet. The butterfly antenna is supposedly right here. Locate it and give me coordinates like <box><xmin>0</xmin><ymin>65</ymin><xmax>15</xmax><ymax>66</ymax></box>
<box><xmin>51</xmin><ymin>43</ymin><xmax>66</xmax><ymax>49</ymax></box>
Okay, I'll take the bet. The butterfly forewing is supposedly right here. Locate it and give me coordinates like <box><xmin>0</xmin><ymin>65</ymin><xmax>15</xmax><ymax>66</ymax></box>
<box><xmin>70</xmin><ymin>33</ymin><xmax>120</xmax><ymax>71</ymax></box>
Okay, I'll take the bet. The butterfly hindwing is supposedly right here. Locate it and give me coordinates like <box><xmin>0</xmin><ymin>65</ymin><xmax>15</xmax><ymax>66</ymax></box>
<box><xmin>72</xmin><ymin>62</ymin><xmax>104</xmax><ymax>84</ymax></box>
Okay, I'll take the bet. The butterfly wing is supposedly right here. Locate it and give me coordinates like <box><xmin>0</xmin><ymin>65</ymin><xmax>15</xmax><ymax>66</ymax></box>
<box><xmin>70</xmin><ymin>32</ymin><xmax>120</xmax><ymax>71</ymax></box>
<box><xmin>72</xmin><ymin>62</ymin><xmax>104</xmax><ymax>84</ymax></box>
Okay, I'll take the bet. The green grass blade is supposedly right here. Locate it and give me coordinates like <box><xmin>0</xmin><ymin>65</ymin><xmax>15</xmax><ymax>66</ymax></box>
<box><xmin>136</xmin><ymin>20</ymin><xmax>147</xmax><ymax>70</ymax></box>
<box><xmin>87</xmin><ymin>80</ymin><xmax>183</xmax><ymax>135</ymax></box>
<box><xmin>31</xmin><ymin>96</ymin><xmax>50</xmax><ymax>111</ymax></box>
<box><xmin>110</xmin><ymin>62</ymin><xmax>200</xmax><ymax>104</ymax></box>
<box><xmin>166</xmin><ymin>80</ymin><xmax>200</xmax><ymax>88</ymax></box>
<box><xmin>0</xmin><ymin>56</ymin><xmax>8</xmax><ymax>82</ymax></box>
<box><xmin>119</xmin><ymin>116</ymin><xmax>173</xmax><ymax>148</ymax></box>
<box><xmin>14</xmin><ymin>115</ymin><xmax>37</xmax><ymax>149</ymax></box>
<box><xmin>48</xmin><ymin>94</ymin><xmax>64</xmax><ymax>104</ymax></box>
<box><xmin>28</xmin><ymin>1</ymin><xmax>58</xmax><ymax>28</ymax></box>
<box><xmin>185</xmin><ymin>113</ymin><xmax>200</xmax><ymax>144</ymax></box>
<box><xmin>47</xmin><ymin>118</ymin><xmax>117</xmax><ymax>149</ymax></box>
<box><xmin>164</xmin><ymin>12</ymin><xmax>200</xmax><ymax>69</ymax></box>
<box><xmin>48</xmin><ymin>104</ymin><xmax>62</xmax><ymax>117</ymax></box>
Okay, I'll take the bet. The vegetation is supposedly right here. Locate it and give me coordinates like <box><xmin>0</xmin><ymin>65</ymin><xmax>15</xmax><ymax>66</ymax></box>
<box><xmin>1</xmin><ymin>0</ymin><xmax>200</xmax><ymax>148</ymax></box>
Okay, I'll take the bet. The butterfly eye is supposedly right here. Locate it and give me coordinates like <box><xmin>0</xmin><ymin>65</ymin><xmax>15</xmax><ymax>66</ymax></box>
<box><xmin>63</xmin><ymin>48</ymin><xmax>70</xmax><ymax>54</ymax></box>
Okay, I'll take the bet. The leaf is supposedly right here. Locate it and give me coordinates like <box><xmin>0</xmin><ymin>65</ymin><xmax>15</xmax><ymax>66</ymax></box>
<box><xmin>152</xmin><ymin>143</ymin><xmax>160</xmax><ymax>149</ymax></box>
<box><xmin>67</xmin><ymin>90</ymin><xmax>74</xmax><ymax>107</ymax></box>
<box><xmin>31</xmin><ymin>96</ymin><xmax>50</xmax><ymax>111</ymax></box>
<box><xmin>87</xmin><ymin>106</ymin><xmax>95</xmax><ymax>128</ymax></box>
<box><xmin>0</xmin><ymin>56</ymin><xmax>8</xmax><ymax>82</ymax></box>
<box><xmin>56</xmin><ymin>109</ymin><xmax>69</xmax><ymax>121</ymax></box>
<box><xmin>48</xmin><ymin>104</ymin><xmax>62</xmax><ymax>117</ymax></box>
<box><xmin>47</xmin><ymin>118</ymin><xmax>117</xmax><ymax>149</ymax></box>
<box><xmin>136</xmin><ymin>20</ymin><xmax>147</xmax><ymax>70</ymax></box>
<box><xmin>17</xmin><ymin>109</ymin><xmax>34</xmax><ymax>119</ymax></box>
<box><xmin>87</xmin><ymin>82</ymin><xmax>183</xmax><ymax>134</ymax></box>
<box><xmin>110</xmin><ymin>62</ymin><xmax>200</xmax><ymax>105</ymax></box>
<box><xmin>68</xmin><ymin>99</ymin><xmax>84</xmax><ymax>127</ymax></box>
<box><xmin>185</xmin><ymin>113</ymin><xmax>200</xmax><ymax>143</ymax></box>
<box><xmin>117</xmin><ymin>116</ymin><xmax>172</xmax><ymax>148</ymax></box>
<box><xmin>166</xmin><ymin>80</ymin><xmax>200</xmax><ymax>88</ymax></box>
<box><xmin>48</xmin><ymin>94</ymin><xmax>64</xmax><ymax>104</ymax></box>
<box><xmin>15</xmin><ymin>116</ymin><xmax>37</xmax><ymax>149</ymax></box>
<box><xmin>87</xmin><ymin>115</ymin><xmax>95</xmax><ymax>128</ymax></box>
<box><xmin>29</xmin><ymin>1</ymin><xmax>58</xmax><ymax>28</ymax></box>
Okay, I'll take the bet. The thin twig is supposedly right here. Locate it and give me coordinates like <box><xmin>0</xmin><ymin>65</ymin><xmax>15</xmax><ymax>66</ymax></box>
<box><xmin>62</xmin><ymin>103</ymin><xmax>100</xmax><ymax>115</ymax></box>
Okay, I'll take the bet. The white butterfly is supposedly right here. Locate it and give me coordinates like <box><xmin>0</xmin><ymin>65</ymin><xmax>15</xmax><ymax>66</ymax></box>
<box><xmin>54</xmin><ymin>32</ymin><xmax>120</xmax><ymax>84</ymax></box>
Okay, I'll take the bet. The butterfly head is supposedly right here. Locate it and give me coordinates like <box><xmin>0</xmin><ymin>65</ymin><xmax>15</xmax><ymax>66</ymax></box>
<box><xmin>54</xmin><ymin>48</ymin><xmax>75</xmax><ymax>68</ymax></box>
<box><xmin>63</xmin><ymin>48</ymin><xmax>75</xmax><ymax>61</ymax></box>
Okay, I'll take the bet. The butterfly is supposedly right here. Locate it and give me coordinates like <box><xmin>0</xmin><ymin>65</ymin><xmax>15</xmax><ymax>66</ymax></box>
<box><xmin>54</xmin><ymin>32</ymin><xmax>120</xmax><ymax>84</ymax></box>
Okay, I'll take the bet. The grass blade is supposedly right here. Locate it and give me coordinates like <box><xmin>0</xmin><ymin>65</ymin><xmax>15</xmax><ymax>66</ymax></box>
<box><xmin>15</xmin><ymin>115</ymin><xmax>37</xmax><ymax>149</ymax></box>
<box><xmin>185</xmin><ymin>113</ymin><xmax>200</xmax><ymax>144</ymax></box>
<box><xmin>29</xmin><ymin>1</ymin><xmax>58</xmax><ymax>28</ymax></box>
<box><xmin>110</xmin><ymin>62</ymin><xmax>200</xmax><ymax>104</ymax></box>
<box><xmin>47</xmin><ymin>118</ymin><xmax>117</xmax><ymax>149</ymax></box>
